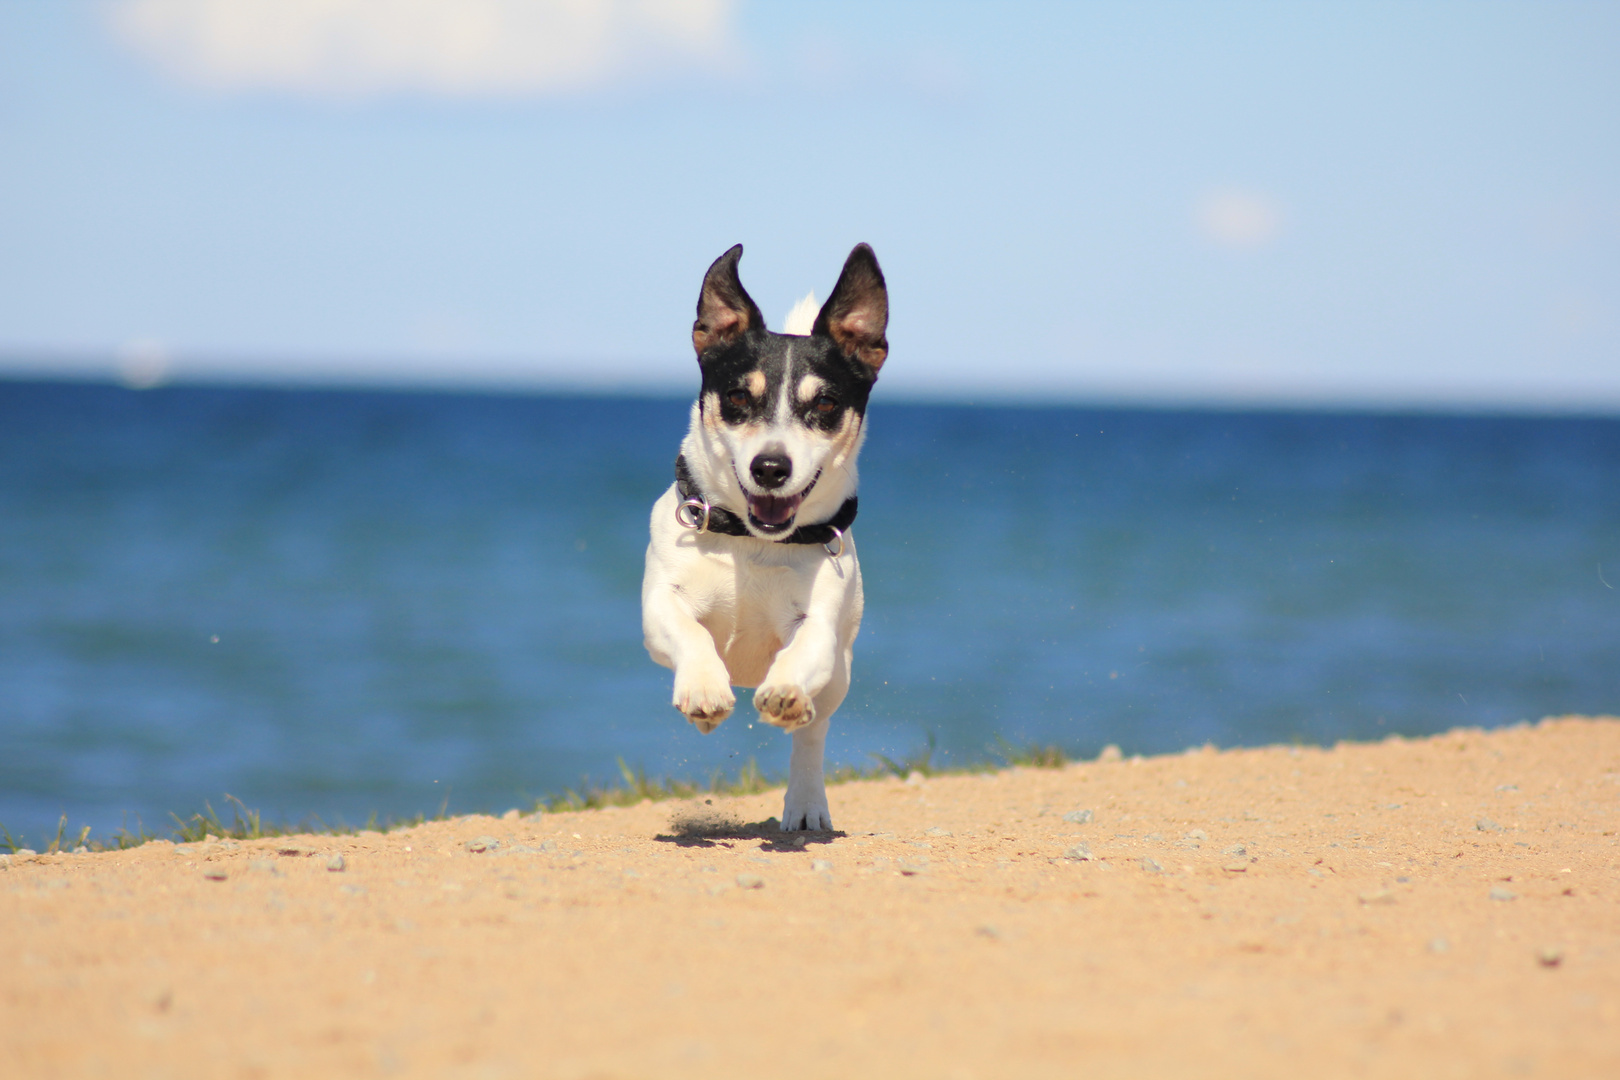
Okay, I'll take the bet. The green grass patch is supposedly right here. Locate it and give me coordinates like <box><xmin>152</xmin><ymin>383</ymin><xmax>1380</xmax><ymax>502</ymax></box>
<box><xmin>1</xmin><ymin>738</ymin><xmax>1075</xmax><ymax>854</ymax></box>
<box><xmin>538</xmin><ymin>757</ymin><xmax>777</xmax><ymax>813</ymax></box>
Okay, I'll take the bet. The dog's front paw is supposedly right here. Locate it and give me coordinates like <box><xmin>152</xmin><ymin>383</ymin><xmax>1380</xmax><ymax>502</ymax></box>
<box><xmin>754</xmin><ymin>684</ymin><xmax>815</xmax><ymax>731</ymax></box>
<box><xmin>673</xmin><ymin>672</ymin><xmax>734</xmax><ymax>733</ymax></box>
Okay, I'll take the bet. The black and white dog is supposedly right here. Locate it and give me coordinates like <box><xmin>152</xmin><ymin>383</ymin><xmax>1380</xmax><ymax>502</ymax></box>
<box><xmin>642</xmin><ymin>243</ymin><xmax>888</xmax><ymax>831</ymax></box>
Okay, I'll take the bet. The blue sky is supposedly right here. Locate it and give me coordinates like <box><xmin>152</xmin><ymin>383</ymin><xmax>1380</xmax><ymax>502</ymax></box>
<box><xmin>2</xmin><ymin>1</ymin><xmax>1617</xmax><ymax>408</ymax></box>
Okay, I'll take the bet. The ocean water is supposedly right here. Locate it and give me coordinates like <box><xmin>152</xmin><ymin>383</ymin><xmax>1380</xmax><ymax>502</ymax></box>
<box><xmin>2</xmin><ymin>380</ymin><xmax>1616</xmax><ymax>843</ymax></box>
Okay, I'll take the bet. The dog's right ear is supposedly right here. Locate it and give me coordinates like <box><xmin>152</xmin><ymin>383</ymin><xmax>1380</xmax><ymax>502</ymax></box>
<box><xmin>693</xmin><ymin>244</ymin><xmax>764</xmax><ymax>357</ymax></box>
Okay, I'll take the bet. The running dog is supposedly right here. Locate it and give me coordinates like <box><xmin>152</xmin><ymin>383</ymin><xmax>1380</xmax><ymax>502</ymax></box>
<box><xmin>642</xmin><ymin>243</ymin><xmax>889</xmax><ymax>831</ymax></box>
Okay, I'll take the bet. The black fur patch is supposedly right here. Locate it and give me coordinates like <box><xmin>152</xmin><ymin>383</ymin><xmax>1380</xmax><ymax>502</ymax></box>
<box><xmin>702</xmin><ymin>334</ymin><xmax>873</xmax><ymax>431</ymax></box>
<box><xmin>692</xmin><ymin>244</ymin><xmax>887</xmax><ymax>432</ymax></box>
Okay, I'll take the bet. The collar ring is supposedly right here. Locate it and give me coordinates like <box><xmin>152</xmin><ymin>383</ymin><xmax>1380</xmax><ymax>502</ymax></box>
<box><xmin>676</xmin><ymin>497</ymin><xmax>711</xmax><ymax>532</ymax></box>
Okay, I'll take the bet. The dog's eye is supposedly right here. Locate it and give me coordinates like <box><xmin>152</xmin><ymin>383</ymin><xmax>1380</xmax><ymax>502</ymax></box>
<box><xmin>813</xmin><ymin>394</ymin><xmax>839</xmax><ymax>414</ymax></box>
<box><xmin>727</xmin><ymin>389</ymin><xmax>750</xmax><ymax>407</ymax></box>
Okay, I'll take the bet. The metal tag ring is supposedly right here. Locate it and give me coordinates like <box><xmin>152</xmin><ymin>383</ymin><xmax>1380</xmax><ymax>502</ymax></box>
<box><xmin>676</xmin><ymin>498</ymin><xmax>711</xmax><ymax>532</ymax></box>
<box><xmin>823</xmin><ymin>527</ymin><xmax>845</xmax><ymax>559</ymax></box>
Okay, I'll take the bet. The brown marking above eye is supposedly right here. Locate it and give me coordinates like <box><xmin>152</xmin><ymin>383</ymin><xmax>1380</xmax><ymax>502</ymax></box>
<box><xmin>745</xmin><ymin>370</ymin><xmax>767</xmax><ymax>398</ymax></box>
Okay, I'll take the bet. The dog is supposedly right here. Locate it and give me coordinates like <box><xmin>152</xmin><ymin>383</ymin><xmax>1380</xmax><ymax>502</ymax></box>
<box><xmin>642</xmin><ymin>243</ymin><xmax>888</xmax><ymax>831</ymax></box>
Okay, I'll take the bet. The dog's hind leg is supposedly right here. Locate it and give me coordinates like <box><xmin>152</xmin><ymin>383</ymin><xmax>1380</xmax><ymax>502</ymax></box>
<box><xmin>781</xmin><ymin>664</ymin><xmax>848</xmax><ymax>831</ymax></box>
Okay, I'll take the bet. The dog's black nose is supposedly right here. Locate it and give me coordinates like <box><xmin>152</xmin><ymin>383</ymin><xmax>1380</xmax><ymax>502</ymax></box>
<box><xmin>750</xmin><ymin>453</ymin><xmax>792</xmax><ymax>490</ymax></box>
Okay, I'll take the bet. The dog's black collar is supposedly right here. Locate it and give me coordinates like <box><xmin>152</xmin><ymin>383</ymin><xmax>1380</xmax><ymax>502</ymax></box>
<box><xmin>675</xmin><ymin>454</ymin><xmax>857</xmax><ymax>545</ymax></box>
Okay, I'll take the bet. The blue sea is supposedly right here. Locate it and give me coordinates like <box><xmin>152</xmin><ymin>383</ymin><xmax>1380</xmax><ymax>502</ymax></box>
<box><xmin>2</xmin><ymin>379</ymin><xmax>1616</xmax><ymax>845</ymax></box>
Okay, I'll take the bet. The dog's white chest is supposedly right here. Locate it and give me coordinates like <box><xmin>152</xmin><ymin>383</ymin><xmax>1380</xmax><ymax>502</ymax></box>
<box><xmin>645</xmin><ymin>490</ymin><xmax>859</xmax><ymax>688</ymax></box>
<box><xmin>695</xmin><ymin>562</ymin><xmax>788</xmax><ymax>687</ymax></box>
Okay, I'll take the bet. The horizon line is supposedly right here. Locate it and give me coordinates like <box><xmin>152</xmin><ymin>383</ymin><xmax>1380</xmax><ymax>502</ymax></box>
<box><xmin>5</xmin><ymin>364</ymin><xmax>1620</xmax><ymax>421</ymax></box>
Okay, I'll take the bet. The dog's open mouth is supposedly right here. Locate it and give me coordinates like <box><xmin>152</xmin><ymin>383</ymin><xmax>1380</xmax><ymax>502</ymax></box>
<box><xmin>746</xmin><ymin>491</ymin><xmax>803</xmax><ymax>533</ymax></box>
<box><xmin>742</xmin><ymin>471</ymin><xmax>819</xmax><ymax>535</ymax></box>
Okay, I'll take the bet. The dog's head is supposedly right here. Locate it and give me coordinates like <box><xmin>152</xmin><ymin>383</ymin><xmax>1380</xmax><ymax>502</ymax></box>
<box><xmin>684</xmin><ymin>243</ymin><xmax>888</xmax><ymax>540</ymax></box>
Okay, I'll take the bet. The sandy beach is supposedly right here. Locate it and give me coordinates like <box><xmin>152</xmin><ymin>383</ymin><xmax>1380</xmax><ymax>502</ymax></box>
<box><xmin>4</xmin><ymin>716</ymin><xmax>1617</xmax><ymax>1079</ymax></box>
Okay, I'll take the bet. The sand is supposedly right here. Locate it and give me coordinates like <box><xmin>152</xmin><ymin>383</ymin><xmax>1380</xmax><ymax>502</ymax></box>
<box><xmin>4</xmin><ymin>716</ymin><xmax>1618</xmax><ymax>1079</ymax></box>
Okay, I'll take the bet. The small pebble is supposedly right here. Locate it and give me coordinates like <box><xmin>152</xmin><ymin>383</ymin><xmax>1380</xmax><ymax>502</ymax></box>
<box><xmin>248</xmin><ymin>859</ymin><xmax>281</xmax><ymax>875</ymax></box>
<box><xmin>1223</xmin><ymin>844</ymin><xmax>1247</xmax><ymax>857</ymax></box>
<box><xmin>501</xmin><ymin>809</ymin><xmax>520</xmax><ymax>821</ymax></box>
<box><xmin>326</xmin><ymin>854</ymin><xmax>346</xmax><ymax>872</ymax></box>
<box><xmin>904</xmin><ymin>770</ymin><xmax>925</xmax><ymax>786</ymax></box>
<box><xmin>465</xmin><ymin>837</ymin><xmax>502</xmax><ymax>854</ymax></box>
<box><xmin>1140</xmin><ymin>856</ymin><xmax>1165</xmax><ymax>874</ymax></box>
<box><xmin>925</xmin><ymin>826</ymin><xmax>952</xmax><ymax>836</ymax></box>
<box><xmin>1098</xmin><ymin>745</ymin><xmax>1123</xmax><ymax>762</ymax></box>
<box><xmin>1064</xmin><ymin>843</ymin><xmax>1093</xmax><ymax>861</ymax></box>
<box><xmin>1222</xmin><ymin>862</ymin><xmax>1248</xmax><ymax>873</ymax></box>
<box><xmin>1476</xmin><ymin>818</ymin><xmax>1503</xmax><ymax>833</ymax></box>
<box><xmin>1489</xmin><ymin>886</ymin><xmax>1517</xmax><ymax>902</ymax></box>
<box><xmin>735</xmin><ymin>874</ymin><xmax>764</xmax><ymax>889</ymax></box>
<box><xmin>1183</xmin><ymin>829</ymin><xmax>1208</xmax><ymax>842</ymax></box>
<box><xmin>1428</xmin><ymin>937</ymin><xmax>1451</xmax><ymax>954</ymax></box>
<box><xmin>1062</xmin><ymin>810</ymin><xmax>1093</xmax><ymax>825</ymax></box>
<box><xmin>539</xmin><ymin>840</ymin><xmax>557</xmax><ymax>852</ymax></box>
<box><xmin>1537</xmin><ymin>946</ymin><xmax>1563</xmax><ymax>968</ymax></box>
<box><xmin>1358</xmin><ymin>889</ymin><xmax>1396</xmax><ymax>905</ymax></box>
<box><xmin>16</xmin><ymin>848</ymin><xmax>37</xmax><ymax>857</ymax></box>
<box><xmin>1143</xmin><ymin>833</ymin><xmax>1164</xmax><ymax>843</ymax></box>
<box><xmin>203</xmin><ymin>869</ymin><xmax>227</xmax><ymax>881</ymax></box>
<box><xmin>811</xmin><ymin>859</ymin><xmax>833</xmax><ymax>872</ymax></box>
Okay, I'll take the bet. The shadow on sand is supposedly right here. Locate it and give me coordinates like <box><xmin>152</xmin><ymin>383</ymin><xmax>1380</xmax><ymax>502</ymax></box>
<box><xmin>653</xmin><ymin>803</ymin><xmax>844</xmax><ymax>851</ymax></box>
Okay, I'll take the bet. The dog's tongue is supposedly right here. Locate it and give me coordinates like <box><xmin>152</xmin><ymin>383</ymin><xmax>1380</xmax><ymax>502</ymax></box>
<box><xmin>747</xmin><ymin>492</ymin><xmax>802</xmax><ymax>528</ymax></box>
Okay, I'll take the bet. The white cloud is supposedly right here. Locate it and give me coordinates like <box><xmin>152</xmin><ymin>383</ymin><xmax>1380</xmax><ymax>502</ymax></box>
<box><xmin>116</xmin><ymin>338</ymin><xmax>174</xmax><ymax>389</ymax></box>
<box><xmin>106</xmin><ymin>0</ymin><xmax>739</xmax><ymax>98</ymax></box>
<box><xmin>1196</xmin><ymin>189</ymin><xmax>1283</xmax><ymax>248</ymax></box>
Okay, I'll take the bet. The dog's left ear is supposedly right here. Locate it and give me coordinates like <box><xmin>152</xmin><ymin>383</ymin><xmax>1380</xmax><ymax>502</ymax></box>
<box><xmin>813</xmin><ymin>243</ymin><xmax>888</xmax><ymax>374</ymax></box>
